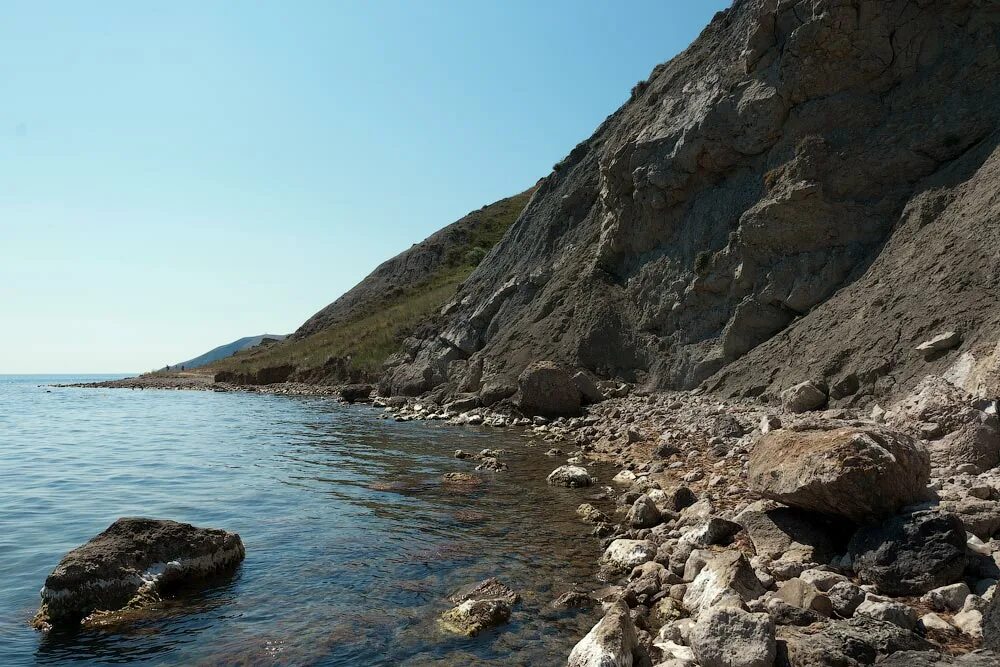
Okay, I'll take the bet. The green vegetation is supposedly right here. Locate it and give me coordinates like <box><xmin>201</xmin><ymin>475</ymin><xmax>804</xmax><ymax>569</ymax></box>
<box><xmin>210</xmin><ymin>189</ymin><xmax>533</xmax><ymax>383</ymax></box>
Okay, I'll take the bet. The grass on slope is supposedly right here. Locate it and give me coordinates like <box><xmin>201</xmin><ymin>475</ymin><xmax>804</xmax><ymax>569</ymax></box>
<box><xmin>211</xmin><ymin>189</ymin><xmax>533</xmax><ymax>383</ymax></box>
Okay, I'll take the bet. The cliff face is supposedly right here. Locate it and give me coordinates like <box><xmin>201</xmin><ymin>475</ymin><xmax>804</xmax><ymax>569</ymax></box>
<box><xmin>382</xmin><ymin>0</ymin><xmax>1000</xmax><ymax>404</ymax></box>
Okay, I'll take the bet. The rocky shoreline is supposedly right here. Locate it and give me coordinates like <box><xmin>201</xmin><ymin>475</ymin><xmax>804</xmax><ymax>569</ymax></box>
<box><xmin>62</xmin><ymin>369</ymin><xmax>1000</xmax><ymax>664</ymax></box>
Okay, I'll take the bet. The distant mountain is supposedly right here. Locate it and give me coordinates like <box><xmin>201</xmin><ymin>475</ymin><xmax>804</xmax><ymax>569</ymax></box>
<box><xmin>166</xmin><ymin>335</ymin><xmax>287</xmax><ymax>370</ymax></box>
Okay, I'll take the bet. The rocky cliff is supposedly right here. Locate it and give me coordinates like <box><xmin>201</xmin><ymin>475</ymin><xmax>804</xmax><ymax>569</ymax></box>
<box><xmin>382</xmin><ymin>0</ymin><xmax>1000</xmax><ymax>406</ymax></box>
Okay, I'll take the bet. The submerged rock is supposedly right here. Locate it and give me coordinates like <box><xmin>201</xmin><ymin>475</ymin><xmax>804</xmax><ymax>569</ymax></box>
<box><xmin>32</xmin><ymin>517</ymin><xmax>245</xmax><ymax>630</ymax></box>
<box><xmin>439</xmin><ymin>577</ymin><xmax>519</xmax><ymax>637</ymax></box>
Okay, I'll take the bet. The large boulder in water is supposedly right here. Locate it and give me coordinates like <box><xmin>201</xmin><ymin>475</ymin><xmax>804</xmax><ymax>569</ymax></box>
<box><xmin>747</xmin><ymin>425</ymin><xmax>930</xmax><ymax>523</ymax></box>
<box><xmin>32</xmin><ymin>517</ymin><xmax>245</xmax><ymax>629</ymax></box>
<box><xmin>516</xmin><ymin>361</ymin><xmax>581</xmax><ymax>417</ymax></box>
<box><xmin>848</xmin><ymin>510</ymin><xmax>967</xmax><ymax>596</ymax></box>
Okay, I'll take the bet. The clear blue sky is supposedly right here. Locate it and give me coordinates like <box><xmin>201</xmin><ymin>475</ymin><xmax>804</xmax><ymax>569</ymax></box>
<box><xmin>1</xmin><ymin>1</ymin><xmax>729</xmax><ymax>374</ymax></box>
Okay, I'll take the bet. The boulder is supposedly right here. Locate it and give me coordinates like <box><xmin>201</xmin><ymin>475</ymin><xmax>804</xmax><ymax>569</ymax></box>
<box><xmin>855</xmin><ymin>598</ymin><xmax>918</xmax><ymax>630</ymax></box>
<box><xmin>848</xmin><ymin>510</ymin><xmax>967</xmax><ymax>596</ymax></box>
<box><xmin>448</xmin><ymin>577</ymin><xmax>520</xmax><ymax>606</ymax></box>
<box><xmin>776</xmin><ymin>578</ymin><xmax>833</xmax><ymax>617</ymax></box>
<box><xmin>567</xmin><ymin>600</ymin><xmax>650</xmax><ymax>667</ymax></box>
<box><xmin>777</xmin><ymin>615</ymin><xmax>933</xmax><ymax>666</ymax></box>
<box><xmin>827</xmin><ymin>580</ymin><xmax>865</xmax><ymax>618</ymax></box>
<box><xmin>747</xmin><ymin>425</ymin><xmax>930</xmax><ymax>523</ymax></box>
<box><xmin>733</xmin><ymin>500</ymin><xmax>839</xmax><ymax>562</ymax></box>
<box><xmin>339</xmin><ymin>383</ymin><xmax>373</xmax><ymax>403</ymax></box>
<box><xmin>516</xmin><ymin>361</ymin><xmax>581</xmax><ymax>417</ymax></box>
<box><xmin>32</xmin><ymin>517</ymin><xmax>245</xmax><ymax>629</ymax></box>
<box><xmin>683</xmin><ymin>549</ymin><xmax>765</xmax><ymax>615</ymax></box>
<box><xmin>439</xmin><ymin>577</ymin><xmax>519</xmax><ymax>637</ymax></box>
<box><xmin>922</xmin><ymin>583</ymin><xmax>971</xmax><ymax>612</ymax></box>
<box><xmin>547</xmin><ymin>465</ymin><xmax>592</xmax><ymax>488</ymax></box>
<box><xmin>627</xmin><ymin>494</ymin><xmax>662</xmax><ymax>528</ymax></box>
<box><xmin>690</xmin><ymin>606</ymin><xmax>776</xmax><ymax>667</ymax></box>
<box><xmin>781</xmin><ymin>381</ymin><xmax>827</xmax><ymax>413</ymax></box>
<box><xmin>602</xmin><ymin>539</ymin><xmax>657</xmax><ymax>572</ymax></box>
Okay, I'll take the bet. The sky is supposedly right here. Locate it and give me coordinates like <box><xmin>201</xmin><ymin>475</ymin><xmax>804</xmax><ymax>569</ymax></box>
<box><xmin>1</xmin><ymin>1</ymin><xmax>730</xmax><ymax>374</ymax></box>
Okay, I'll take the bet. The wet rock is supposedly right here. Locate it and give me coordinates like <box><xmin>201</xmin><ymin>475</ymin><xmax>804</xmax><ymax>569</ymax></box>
<box><xmin>439</xmin><ymin>577</ymin><xmax>519</xmax><ymax>637</ymax></box>
<box><xmin>552</xmin><ymin>590</ymin><xmax>593</xmax><ymax>609</ymax></box>
<box><xmin>448</xmin><ymin>577</ymin><xmax>520</xmax><ymax>606</ymax></box>
<box><xmin>747</xmin><ymin>425</ymin><xmax>930</xmax><ymax>523</ymax></box>
<box><xmin>577</xmin><ymin>503</ymin><xmax>611</xmax><ymax>524</ymax></box>
<box><xmin>439</xmin><ymin>598</ymin><xmax>511</xmax><ymax>636</ymax></box>
<box><xmin>781</xmin><ymin>381</ymin><xmax>827</xmax><ymax>413</ymax></box>
<box><xmin>848</xmin><ymin>510</ymin><xmax>966</xmax><ymax>596</ymax></box>
<box><xmin>516</xmin><ymin>361</ymin><xmax>581</xmax><ymax>417</ymax></box>
<box><xmin>567</xmin><ymin>600</ymin><xmax>649</xmax><ymax>667</ymax></box>
<box><xmin>32</xmin><ymin>517</ymin><xmax>245</xmax><ymax>629</ymax></box>
<box><xmin>690</xmin><ymin>606</ymin><xmax>776</xmax><ymax>667</ymax></box>
<box><xmin>547</xmin><ymin>465</ymin><xmax>592</xmax><ymax>488</ymax></box>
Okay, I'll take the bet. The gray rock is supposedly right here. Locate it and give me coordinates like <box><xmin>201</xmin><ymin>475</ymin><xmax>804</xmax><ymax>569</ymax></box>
<box><xmin>516</xmin><ymin>361</ymin><xmax>581</xmax><ymax>417</ymax></box>
<box><xmin>916</xmin><ymin>331</ymin><xmax>962</xmax><ymax>357</ymax></box>
<box><xmin>32</xmin><ymin>517</ymin><xmax>245</xmax><ymax>629</ymax></box>
<box><xmin>826</xmin><ymin>580</ymin><xmax>866</xmax><ymax>618</ymax></box>
<box><xmin>848</xmin><ymin>510</ymin><xmax>967</xmax><ymax>596</ymax></box>
<box><xmin>572</xmin><ymin>371</ymin><xmax>605</xmax><ymax>405</ymax></box>
<box><xmin>547</xmin><ymin>465</ymin><xmax>592</xmax><ymax>488</ymax></box>
<box><xmin>339</xmin><ymin>383</ymin><xmax>373</xmax><ymax>403</ymax></box>
<box><xmin>733</xmin><ymin>500</ymin><xmax>838</xmax><ymax>562</ymax></box>
<box><xmin>627</xmin><ymin>494</ymin><xmax>663</xmax><ymax>528</ymax></box>
<box><xmin>922</xmin><ymin>582</ymin><xmax>971</xmax><ymax>612</ymax></box>
<box><xmin>690</xmin><ymin>606</ymin><xmax>776</xmax><ymax>667</ymax></box>
<box><xmin>603</xmin><ymin>539</ymin><xmax>657</xmax><ymax>573</ymax></box>
<box><xmin>855</xmin><ymin>598</ymin><xmax>918</xmax><ymax>630</ymax></box>
<box><xmin>747</xmin><ymin>425</ymin><xmax>930</xmax><ymax>523</ymax></box>
<box><xmin>683</xmin><ymin>549</ymin><xmax>765</xmax><ymax>615</ymax></box>
<box><xmin>439</xmin><ymin>598</ymin><xmax>511</xmax><ymax>636</ymax></box>
<box><xmin>781</xmin><ymin>381</ymin><xmax>827</xmax><ymax>413</ymax></box>
<box><xmin>567</xmin><ymin>600</ymin><xmax>650</xmax><ymax>667</ymax></box>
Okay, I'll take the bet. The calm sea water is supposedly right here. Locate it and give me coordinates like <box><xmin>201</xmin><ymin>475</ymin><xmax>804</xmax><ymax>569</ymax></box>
<box><xmin>0</xmin><ymin>375</ymin><xmax>610</xmax><ymax>666</ymax></box>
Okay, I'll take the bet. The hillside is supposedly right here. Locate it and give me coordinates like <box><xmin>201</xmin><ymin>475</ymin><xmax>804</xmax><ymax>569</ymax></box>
<box><xmin>209</xmin><ymin>188</ymin><xmax>535</xmax><ymax>384</ymax></box>
<box><xmin>379</xmin><ymin>0</ymin><xmax>1000</xmax><ymax>405</ymax></box>
<box><xmin>165</xmin><ymin>334</ymin><xmax>286</xmax><ymax>370</ymax></box>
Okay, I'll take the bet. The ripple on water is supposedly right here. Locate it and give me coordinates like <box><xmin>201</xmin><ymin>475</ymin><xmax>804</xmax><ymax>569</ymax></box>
<box><xmin>0</xmin><ymin>375</ymin><xmax>613</xmax><ymax>666</ymax></box>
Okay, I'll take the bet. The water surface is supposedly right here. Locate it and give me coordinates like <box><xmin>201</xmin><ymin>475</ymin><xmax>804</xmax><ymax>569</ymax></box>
<box><xmin>0</xmin><ymin>375</ymin><xmax>609</xmax><ymax>666</ymax></box>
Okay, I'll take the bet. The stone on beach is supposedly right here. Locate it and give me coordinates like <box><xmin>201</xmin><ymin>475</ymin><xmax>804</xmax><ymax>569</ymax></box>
<box><xmin>516</xmin><ymin>361</ymin><xmax>582</xmax><ymax>417</ymax></box>
<box><xmin>33</xmin><ymin>517</ymin><xmax>245</xmax><ymax>630</ymax></box>
<box><xmin>747</xmin><ymin>425</ymin><xmax>930</xmax><ymax>522</ymax></box>
<box><xmin>848</xmin><ymin>510</ymin><xmax>967</xmax><ymax>596</ymax></box>
<box><xmin>567</xmin><ymin>600</ymin><xmax>649</xmax><ymax>667</ymax></box>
